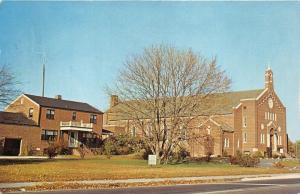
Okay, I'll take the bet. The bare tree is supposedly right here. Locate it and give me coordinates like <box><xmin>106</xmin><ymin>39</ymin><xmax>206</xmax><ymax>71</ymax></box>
<box><xmin>110</xmin><ymin>45</ymin><xmax>231</xmax><ymax>163</ymax></box>
<box><xmin>203</xmin><ymin>135</ymin><xmax>214</xmax><ymax>162</ymax></box>
<box><xmin>0</xmin><ymin>65</ymin><xmax>20</xmax><ymax>106</ymax></box>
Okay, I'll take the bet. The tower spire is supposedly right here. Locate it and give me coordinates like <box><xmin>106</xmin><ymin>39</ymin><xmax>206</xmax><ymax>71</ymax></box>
<box><xmin>265</xmin><ymin>65</ymin><xmax>273</xmax><ymax>90</ymax></box>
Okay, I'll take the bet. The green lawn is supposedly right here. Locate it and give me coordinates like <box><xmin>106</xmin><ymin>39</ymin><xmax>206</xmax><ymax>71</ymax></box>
<box><xmin>0</xmin><ymin>155</ymin><xmax>291</xmax><ymax>183</ymax></box>
<box><xmin>281</xmin><ymin>159</ymin><xmax>300</xmax><ymax>167</ymax></box>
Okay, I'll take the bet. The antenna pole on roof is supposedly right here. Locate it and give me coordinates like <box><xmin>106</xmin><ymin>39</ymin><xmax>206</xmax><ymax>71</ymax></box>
<box><xmin>42</xmin><ymin>64</ymin><xmax>45</xmax><ymax>97</ymax></box>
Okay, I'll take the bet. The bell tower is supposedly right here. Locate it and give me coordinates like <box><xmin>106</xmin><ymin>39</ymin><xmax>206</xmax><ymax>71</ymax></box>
<box><xmin>265</xmin><ymin>66</ymin><xmax>273</xmax><ymax>90</ymax></box>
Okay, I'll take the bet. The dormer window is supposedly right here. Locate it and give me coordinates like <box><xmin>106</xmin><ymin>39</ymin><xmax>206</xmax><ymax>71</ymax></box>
<box><xmin>28</xmin><ymin>108</ymin><xmax>34</xmax><ymax>118</ymax></box>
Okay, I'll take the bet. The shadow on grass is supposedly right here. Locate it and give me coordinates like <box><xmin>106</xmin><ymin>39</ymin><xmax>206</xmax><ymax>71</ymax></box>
<box><xmin>0</xmin><ymin>158</ymin><xmax>81</xmax><ymax>166</ymax></box>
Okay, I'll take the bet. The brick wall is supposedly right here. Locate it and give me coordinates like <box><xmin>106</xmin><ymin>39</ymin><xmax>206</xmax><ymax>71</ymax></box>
<box><xmin>5</xmin><ymin>95</ymin><xmax>40</xmax><ymax>125</ymax></box>
<box><xmin>39</xmin><ymin>107</ymin><xmax>103</xmax><ymax>135</ymax></box>
<box><xmin>0</xmin><ymin>123</ymin><xmax>41</xmax><ymax>155</ymax></box>
<box><xmin>256</xmin><ymin>89</ymin><xmax>287</xmax><ymax>155</ymax></box>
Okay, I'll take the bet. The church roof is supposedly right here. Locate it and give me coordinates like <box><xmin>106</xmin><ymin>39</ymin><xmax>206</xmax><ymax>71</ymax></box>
<box><xmin>211</xmin><ymin>117</ymin><xmax>235</xmax><ymax>132</ymax></box>
<box><xmin>106</xmin><ymin>89</ymin><xmax>264</xmax><ymax>121</ymax></box>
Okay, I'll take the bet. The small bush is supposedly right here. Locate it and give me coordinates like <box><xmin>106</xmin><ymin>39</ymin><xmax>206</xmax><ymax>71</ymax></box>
<box><xmin>272</xmin><ymin>153</ymin><xmax>280</xmax><ymax>159</ymax></box>
<box><xmin>77</xmin><ymin>145</ymin><xmax>86</xmax><ymax>159</ymax></box>
<box><xmin>239</xmin><ymin>155</ymin><xmax>260</xmax><ymax>167</ymax></box>
<box><xmin>117</xmin><ymin>146</ymin><xmax>131</xmax><ymax>155</ymax></box>
<box><xmin>230</xmin><ymin>150</ymin><xmax>259</xmax><ymax>167</ymax></box>
<box><xmin>45</xmin><ymin>144</ymin><xmax>59</xmax><ymax>159</ymax></box>
<box><xmin>176</xmin><ymin>147</ymin><xmax>190</xmax><ymax>162</ymax></box>
<box><xmin>60</xmin><ymin>147</ymin><xmax>73</xmax><ymax>155</ymax></box>
<box><xmin>101</xmin><ymin>134</ymin><xmax>147</xmax><ymax>156</ymax></box>
<box><xmin>133</xmin><ymin>148</ymin><xmax>153</xmax><ymax>160</ymax></box>
<box><xmin>252</xmin><ymin>151</ymin><xmax>264</xmax><ymax>159</ymax></box>
<box><xmin>279</xmin><ymin>154</ymin><xmax>286</xmax><ymax>159</ymax></box>
<box><xmin>56</xmin><ymin>140</ymin><xmax>72</xmax><ymax>155</ymax></box>
<box><xmin>91</xmin><ymin>148</ymin><xmax>103</xmax><ymax>155</ymax></box>
<box><xmin>104</xmin><ymin>139</ymin><xmax>115</xmax><ymax>159</ymax></box>
<box><xmin>230</xmin><ymin>150</ymin><xmax>242</xmax><ymax>165</ymax></box>
<box><xmin>229</xmin><ymin>155</ymin><xmax>240</xmax><ymax>165</ymax></box>
<box><xmin>273</xmin><ymin>161</ymin><xmax>285</xmax><ymax>168</ymax></box>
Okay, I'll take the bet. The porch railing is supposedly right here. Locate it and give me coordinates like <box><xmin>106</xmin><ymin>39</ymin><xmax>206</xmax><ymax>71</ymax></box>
<box><xmin>60</xmin><ymin>121</ymin><xmax>93</xmax><ymax>129</ymax></box>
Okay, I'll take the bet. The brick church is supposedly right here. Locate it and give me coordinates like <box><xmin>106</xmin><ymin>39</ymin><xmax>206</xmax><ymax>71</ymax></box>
<box><xmin>104</xmin><ymin>67</ymin><xmax>287</xmax><ymax>157</ymax></box>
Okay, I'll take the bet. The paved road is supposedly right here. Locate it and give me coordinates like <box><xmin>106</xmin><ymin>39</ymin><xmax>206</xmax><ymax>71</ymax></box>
<box><xmin>9</xmin><ymin>178</ymin><xmax>300</xmax><ymax>194</ymax></box>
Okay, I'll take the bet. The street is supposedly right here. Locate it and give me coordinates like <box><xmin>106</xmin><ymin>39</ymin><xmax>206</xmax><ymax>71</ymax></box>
<box><xmin>9</xmin><ymin>178</ymin><xmax>300</xmax><ymax>194</ymax></box>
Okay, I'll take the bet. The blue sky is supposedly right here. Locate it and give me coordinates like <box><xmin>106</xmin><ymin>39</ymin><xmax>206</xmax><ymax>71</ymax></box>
<box><xmin>0</xmin><ymin>1</ymin><xmax>299</xmax><ymax>140</ymax></box>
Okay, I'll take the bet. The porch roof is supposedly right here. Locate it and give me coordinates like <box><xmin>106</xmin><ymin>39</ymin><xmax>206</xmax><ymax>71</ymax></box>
<box><xmin>60</xmin><ymin>127</ymin><xmax>93</xmax><ymax>132</ymax></box>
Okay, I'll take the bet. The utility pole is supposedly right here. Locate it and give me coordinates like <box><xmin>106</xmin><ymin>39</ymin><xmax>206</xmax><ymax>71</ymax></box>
<box><xmin>36</xmin><ymin>49</ymin><xmax>46</xmax><ymax>97</ymax></box>
<box><xmin>42</xmin><ymin>64</ymin><xmax>45</xmax><ymax>97</ymax></box>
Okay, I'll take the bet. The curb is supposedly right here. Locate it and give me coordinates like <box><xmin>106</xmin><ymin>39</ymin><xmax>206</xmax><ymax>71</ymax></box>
<box><xmin>2</xmin><ymin>173</ymin><xmax>299</xmax><ymax>189</ymax></box>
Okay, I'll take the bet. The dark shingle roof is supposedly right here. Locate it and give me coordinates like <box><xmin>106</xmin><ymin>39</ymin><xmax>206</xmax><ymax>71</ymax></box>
<box><xmin>107</xmin><ymin>89</ymin><xmax>264</xmax><ymax>120</ymax></box>
<box><xmin>0</xmin><ymin>111</ymin><xmax>37</xmax><ymax>126</ymax></box>
<box><xmin>102</xmin><ymin>129</ymin><xmax>114</xmax><ymax>135</ymax></box>
<box><xmin>24</xmin><ymin>94</ymin><xmax>103</xmax><ymax>114</ymax></box>
<box><xmin>211</xmin><ymin>118</ymin><xmax>235</xmax><ymax>132</ymax></box>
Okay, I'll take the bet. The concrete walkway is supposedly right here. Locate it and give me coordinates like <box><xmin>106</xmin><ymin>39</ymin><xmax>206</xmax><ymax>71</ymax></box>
<box><xmin>0</xmin><ymin>156</ymin><xmax>48</xmax><ymax>160</ymax></box>
<box><xmin>1</xmin><ymin>173</ymin><xmax>300</xmax><ymax>189</ymax></box>
<box><xmin>0</xmin><ymin>156</ymin><xmax>79</xmax><ymax>160</ymax></box>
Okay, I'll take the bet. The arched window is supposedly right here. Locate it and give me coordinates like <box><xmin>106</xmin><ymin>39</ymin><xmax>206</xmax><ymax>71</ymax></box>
<box><xmin>131</xmin><ymin>127</ymin><xmax>136</xmax><ymax>137</ymax></box>
<box><xmin>243</xmin><ymin>132</ymin><xmax>247</xmax><ymax>143</ymax></box>
<box><xmin>206</xmin><ymin>126</ymin><xmax>211</xmax><ymax>135</ymax></box>
<box><xmin>243</xmin><ymin>116</ymin><xmax>247</xmax><ymax>127</ymax></box>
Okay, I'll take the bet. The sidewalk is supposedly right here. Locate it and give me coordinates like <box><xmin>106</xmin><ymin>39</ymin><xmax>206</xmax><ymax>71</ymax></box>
<box><xmin>1</xmin><ymin>173</ymin><xmax>300</xmax><ymax>189</ymax></box>
<box><xmin>0</xmin><ymin>156</ymin><xmax>76</xmax><ymax>160</ymax></box>
<box><xmin>0</xmin><ymin>156</ymin><xmax>47</xmax><ymax>160</ymax></box>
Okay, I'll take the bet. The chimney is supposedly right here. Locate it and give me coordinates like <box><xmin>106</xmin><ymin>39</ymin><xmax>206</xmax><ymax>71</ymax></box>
<box><xmin>110</xmin><ymin>95</ymin><xmax>119</xmax><ymax>108</ymax></box>
<box><xmin>55</xmin><ymin>95</ymin><xmax>62</xmax><ymax>100</ymax></box>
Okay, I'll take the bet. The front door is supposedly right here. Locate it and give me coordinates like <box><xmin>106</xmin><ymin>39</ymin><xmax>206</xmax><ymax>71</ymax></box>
<box><xmin>267</xmin><ymin>134</ymin><xmax>273</xmax><ymax>158</ymax></box>
<box><xmin>68</xmin><ymin>131</ymin><xmax>78</xmax><ymax>147</ymax></box>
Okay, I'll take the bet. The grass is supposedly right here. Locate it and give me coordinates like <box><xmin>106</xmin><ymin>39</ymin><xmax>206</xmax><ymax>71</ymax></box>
<box><xmin>0</xmin><ymin>155</ymin><xmax>291</xmax><ymax>183</ymax></box>
<box><xmin>281</xmin><ymin>159</ymin><xmax>300</xmax><ymax>167</ymax></box>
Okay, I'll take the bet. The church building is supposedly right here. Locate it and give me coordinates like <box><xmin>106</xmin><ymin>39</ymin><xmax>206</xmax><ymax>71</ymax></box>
<box><xmin>104</xmin><ymin>67</ymin><xmax>287</xmax><ymax>157</ymax></box>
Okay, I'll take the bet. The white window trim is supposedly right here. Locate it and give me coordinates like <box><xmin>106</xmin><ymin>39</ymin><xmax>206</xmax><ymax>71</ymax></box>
<box><xmin>265</xmin><ymin>112</ymin><xmax>267</xmax><ymax>120</ymax></box>
<box><xmin>224</xmin><ymin>138</ymin><xmax>230</xmax><ymax>148</ymax></box>
<box><xmin>260</xmin><ymin>133</ymin><xmax>265</xmax><ymax>144</ymax></box>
